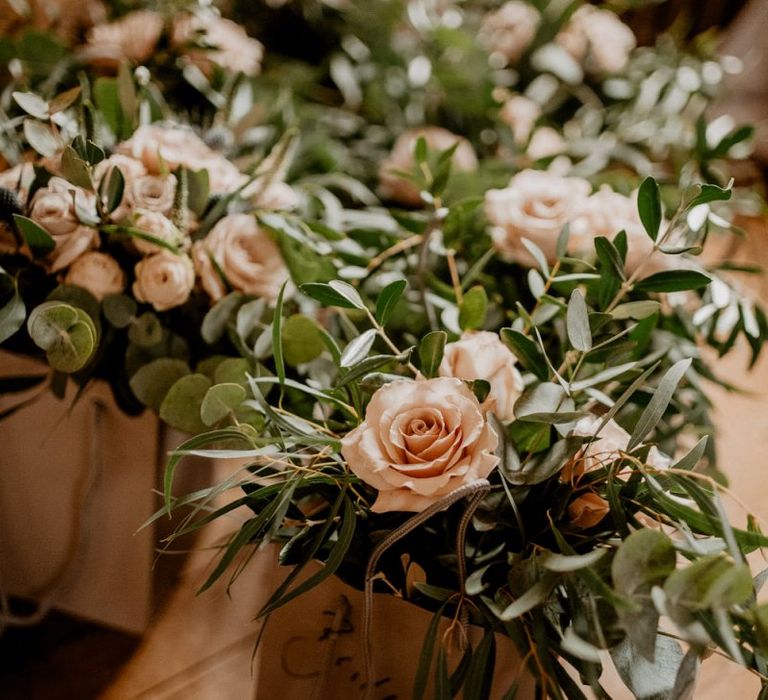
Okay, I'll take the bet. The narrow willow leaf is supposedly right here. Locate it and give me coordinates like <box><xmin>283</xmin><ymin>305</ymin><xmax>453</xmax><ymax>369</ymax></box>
<box><xmin>570</xmin><ymin>361</ymin><xmax>637</xmax><ymax>393</ymax></box>
<box><xmin>375</xmin><ymin>278</ymin><xmax>406</xmax><ymax>326</ymax></box>
<box><xmin>259</xmin><ymin>496</ymin><xmax>356</xmax><ymax>614</ymax></box>
<box><xmin>339</xmin><ymin>328</ymin><xmax>376</xmax><ymax>367</ymax></box>
<box><xmin>434</xmin><ymin>647</ymin><xmax>451</xmax><ymax>700</ymax></box>
<box><xmin>337</xmin><ymin>352</ymin><xmax>408</xmax><ymax>388</ymax></box>
<box><xmin>49</xmin><ymin>85</ymin><xmax>81</xmax><ymax>114</ymax></box>
<box><xmin>567</xmin><ymin>289</ymin><xmax>592</xmax><ymax>351</ymax></box>
<box><xmin>459</xmin><ymin>285</ymin><xmax>488</xmax><ymax>331</ymax></box>
<box><xmin>635</xmin><ymin>270</ymin><xmax>711</xmax><ymax>293</ymax></box>
<box><xmin>498</xmin><ymin>574</ymin><xmax>557</xmax><ymax>620</ymax></box>
<box><xmin>671</xmin><ymin>436</ymin><xmax>708</xmax><ymax>471</ymax></box>
<box><xmin>637</xmin><ymin>176</ymin><xmax>662</xmax><ymax>241</ymax></box>
<box><xmin>272</xmin><ymin>280</ymin><xmax>288</xmax><ymax>388</ymax></box>
<box><xmin>419</xmin><ymin>330</ymin><xmax>447</xmax><ymax>378</ymax></box>
<box><xmin>413</xmin><ymin>601</ymin><xmax>450</xmax><ymax>700</ymax></box>
<box><xmin>463</xmin><ymin>630</ymin><xmax>496</xmax><ymax>700</ymax></box>
<box><xmin>627</xmin><ymin>358</ymin><xmax>690</xmax><ymax>451</ymax></box>
<box><xmin>561</xmin><ymin>627</ymin><xmax>601</xmax><ymax>663</ymax></box>
<box><xmin>542</xmin><ymin>549</ymin><xmax>607</xmax><ymax>573</ymax></box>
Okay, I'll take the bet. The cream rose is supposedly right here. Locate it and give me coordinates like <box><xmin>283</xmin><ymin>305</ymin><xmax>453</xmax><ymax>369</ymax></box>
<box><xmin>64</xmin><ymin>251</ymin><xmax>125</xmax><ymax>300</ymax></box>
<box><xmin>480</xmin><ymin>1</ymin><xmax>540</xmax><ymax>65</ymax></box>
<box><xmin>379</xmin><ymin>127</ymin><xmax>478</xmax><ymax>206</ymax></box>
<box><xmin>133</xmin><ymin>251</ymin><xmax>194</xmax><ymax>312</ymax></box>
<box><xmin>439</xmin><ymin>331</ymin><xmax>524</xmax><ymax>423</ymax></box>
<box><xmin>194</xmin><ymin>154</ymin><xmax>247</xmax><ymax>195</ymax></box>
<box><xmin>248</xmin><ymin>181</ymin><xmax>299</xmax><ymax>211</ymax></box>
<box><xmin>564</xmin><ymin>414</ymin><xmax>671</xmax><ymax>482</ymax></box>
<box><xmin>171</xmin><ymin>11</ymin><xmax>264</xmax><ymax>77</ymax></box>
<box><xmin>556</xmin><ymin>6</ymin><xmax>635</xmax><ymax>74</ymax></box>
<box><xmin>192</xmin><ymin>213</ymin><xmax>288</xmax><ymax>303</ymax></box>
<box><xmin>500</xmin><ymin>94</ymin><xmax>541</xmax><ymax>145</ymax></box>
<box><xmin>29</xmin><ymin>177</ymin><xmax>99</xmax><ymax>272</ymax></box>
<box><xmin>126</xmin><ymin>174</ymin><xmax>176</xmax><ymax>215</ymax></box>
<box><xmin>131</xmin><ymin>210</ymin><xmax>185</xmax><ymax>255</ymax></box>
<box><xmin>485</xmin><ymin>169</ymin><xmax>591</xmax><ymax>265</ymax></box>
<box><xmin>341</xmin><ymin>377</ymin><xmax>499</xmax><ymax>513</ymax></box>
<box><xmin>83</xmin><ymin>10</ymin><xmax>164</xmax><ymax>67</ymax></box>
<box><xmin>0</xmin><ymin>0</ymin><xmax>105</xmax><ymax>43</ymax></box>
<box><xmin>93</xmin><ymin>154</ymin><xmax>147</xmax><ymax>222</ymax></box>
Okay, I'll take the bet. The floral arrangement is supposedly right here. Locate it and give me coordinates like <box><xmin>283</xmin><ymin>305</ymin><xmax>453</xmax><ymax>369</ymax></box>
<box><xmin>2</xmin><ymin>1</ymin><xmax>768</xmax><ymax>698</ymax></box>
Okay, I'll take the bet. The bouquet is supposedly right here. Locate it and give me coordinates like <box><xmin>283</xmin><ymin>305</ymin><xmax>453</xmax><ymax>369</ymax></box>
<box><xmin>2</xmin><ymin>1</ymin><xmax>768</xmax><ymax>698</ymax></box>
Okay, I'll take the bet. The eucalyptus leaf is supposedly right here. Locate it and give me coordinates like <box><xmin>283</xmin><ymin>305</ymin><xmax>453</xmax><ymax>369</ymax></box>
<box><xmin>200</xmin><ymin>383</ymin><xmax>248</xmax><ymax>426</ymax></box>
<box><xmin>129</xmin><ymin>358</ymin><xmax>190</xmax><ymax>410</ymax></box>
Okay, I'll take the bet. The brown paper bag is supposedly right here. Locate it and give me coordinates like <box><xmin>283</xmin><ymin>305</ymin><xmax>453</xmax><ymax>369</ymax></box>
<box><xmin>255</xmin><ymin>560</ymin><xmax>535</xmax><ymax>699</ymax></box>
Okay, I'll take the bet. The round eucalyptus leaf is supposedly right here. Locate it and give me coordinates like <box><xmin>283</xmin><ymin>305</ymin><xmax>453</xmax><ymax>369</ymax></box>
<box><xmin>159</xmin><ymin>373</ymin><xmax>211</xmax><ymax>434</ymax></box>
<box><xmin>213</xmin><ymin>357</ymin><xmax>252</xmax><ymax>387</ymax></box>
<box><xmin>129</xmin><ymin>311</ymin><xmax>164</xmax><ymax>347</ymax></box>
<box><xmin>282</xmin><ymin>314</ymin><xmax>324</xmax><ymax>366</ymax></box>
<box><xmin>129</xmin><ymin>358</ymin><xmax>191</xmax><ymax>410</ymax></box>
<box><xmin>27</xmin><ymin>301</ymin><xmax>98</xmax><ymax>373</ymax></box>
<box><xmin>103</xmin><ymin>294</ymin><xmax>138</xmax><ymax>328</ymax></box>
<box><xmin>200</xmin><ymin>382</ymin><xmax>247</xmax><ymax>426</ymax></box>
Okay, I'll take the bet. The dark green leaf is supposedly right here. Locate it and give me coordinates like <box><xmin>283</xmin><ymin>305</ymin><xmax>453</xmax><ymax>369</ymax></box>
<box><xmin>13</xmin><ymin>214</ymin><xmax>55</xmax><ymax>257</ymax></box>
<box><xmin>418</xmin><ymin>330</ymin><xmax>447</xmax><ymax>378</ymax></box>
<box><xmin>459</xmin><ymin>286</ymin><xmax>488</xmax><ymax>331</ymax></box>
<box><xmin>635</xmin><ymin>270</ymin><xmax>711</xmax><ymax>293</ymax></box>
<box><xmin>500</xmin><ymin>328</ymin><xmax>549</xmax><ymax>381</ymax></box>
<box><xmin>375</xmin><ymin>279</ymin><xmax>407</xmax><ymax>326</ymax></box>
<box><xmin>300</xmin><ymin>282</ymin><xmax>360</xmax><ymax>309</ymax></box>
<box><xmin>637</xmin><ymin>176</ymin><xmax>662</xmax><ymax>241</ymax></box>
<box><xmin>689</xmin><ymin>183</ymin><xmax>731</xmax><ymax>209</ymax></box>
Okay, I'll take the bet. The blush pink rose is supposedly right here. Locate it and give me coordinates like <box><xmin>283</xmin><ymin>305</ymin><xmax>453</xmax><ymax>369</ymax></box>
<box><xmin>341</xmin><ymin>377</ymin><xmax>499</xmax><ymax>513</ymax></box>
<box><xmin>133</xmin><ymin>251</ymin><xmax>194</xmax><ymax>312</ymax></box>
<box><xmin>171</xmin><ymin>11</ymin><xmax>264</xmax><ymax>77</ymax></box>
<box><xmin>570</xmin><ymin>186</ymin><xmax>673</xmax><ymax>275</ymax></box>
<box><xmin>485</xmin><ymin>169</ymin><xmax>592</xmax><ymax>265</ymax></box>
<box><xmin>556</xmin><ymin>6</ymin><xmax>636</xmax><ymax>74</ymax></box>
<box><xmin>192</xmin><ymin>213</ymin><xmax>288</xmax><ymax>302</ymax></box>
<box><xmin>28</xmin><ymin>177</ymin><xmax>99</xmax><ymax>272</ymax></box>
<box><xmin>64</xmin><ymin>251</ymin><xmax>125</xmax><ymax>300</ymax></box>
<box><xmin>500</xmin><ymin>94</ymin><xmax>541</xmax><ymax>145</ymax></box>
<box><xmin>439</xmin><ymin>331</ymin><xmax>524</xmax><ymax>423</ymax></box>
<box><xmin>379</xmin><ymin>127</ymin><xmax>478</xmax><ymax>206</ymax></box>
<box><xmin>480</xmin><ymin>1</ymin><xmax>540</xmax><ymax>65</ymax></box>
<box><xmin>83</xmin><ymin>10</ymin><xmax>164</xmax><ymax>67</ymax></box>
